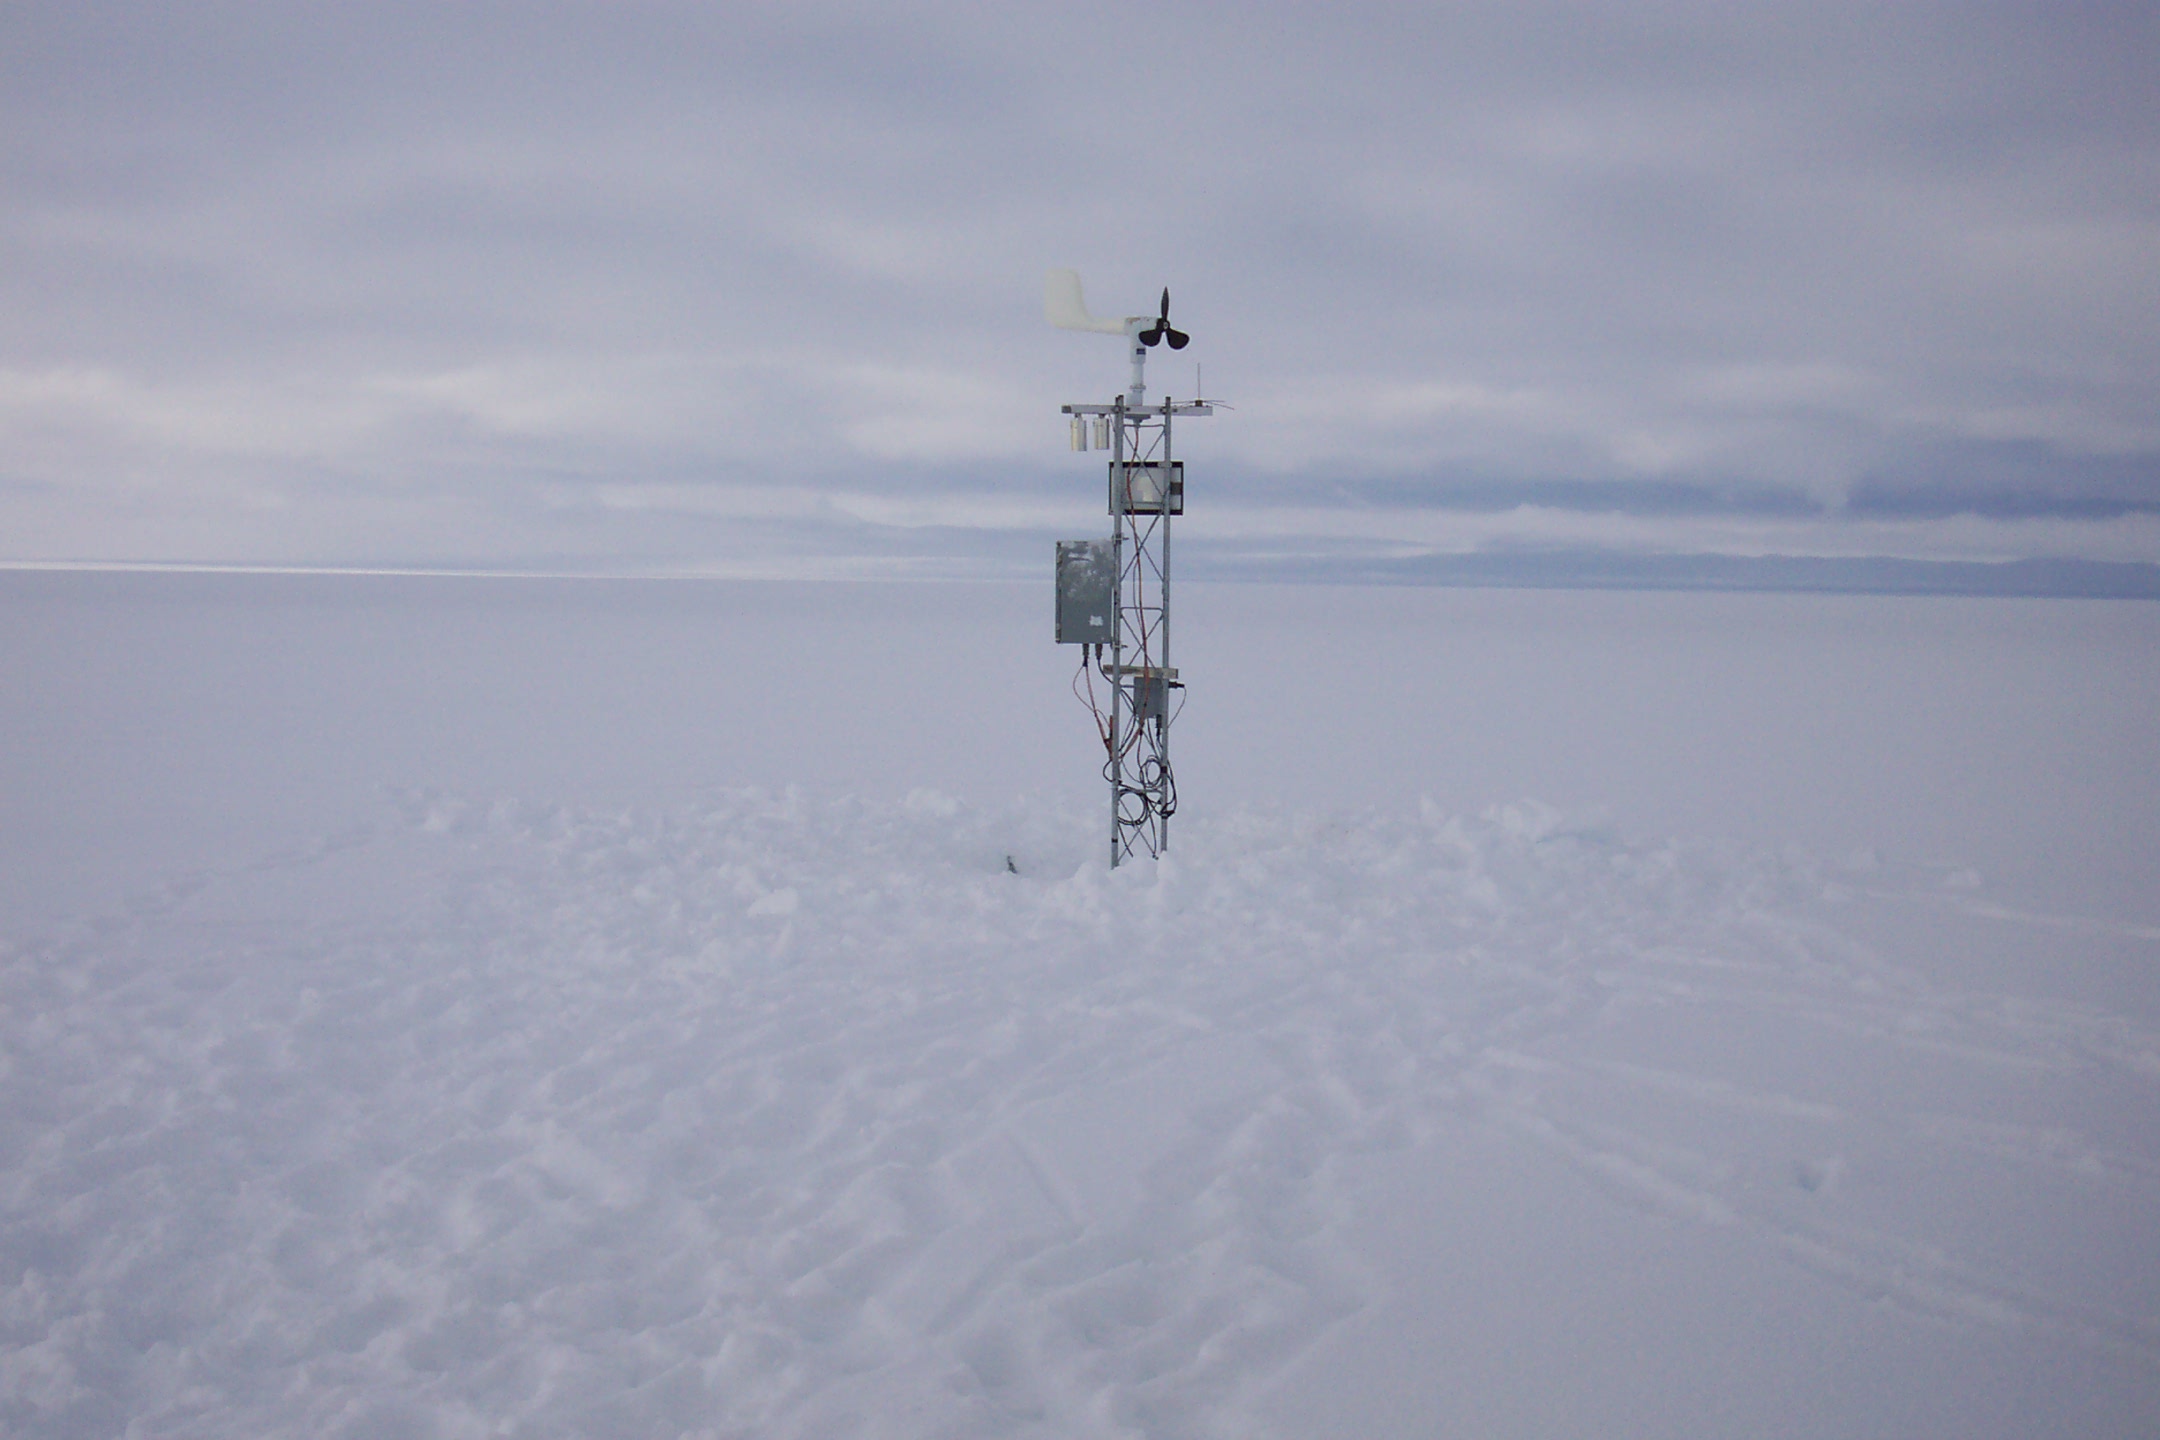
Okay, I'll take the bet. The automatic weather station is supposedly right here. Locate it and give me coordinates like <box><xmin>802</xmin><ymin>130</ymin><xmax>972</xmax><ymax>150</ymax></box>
<box><xmin>1048</xmin><ymin>269</ymin><xmax>1213</xmax><ymax>869</ymax></box>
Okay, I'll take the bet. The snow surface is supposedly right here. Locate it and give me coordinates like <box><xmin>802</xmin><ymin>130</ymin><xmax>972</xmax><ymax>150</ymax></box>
<box><xmin>3</xmin><ymin>573</ymin><xmax>2157</xmax><ymax>1437</ymax></box>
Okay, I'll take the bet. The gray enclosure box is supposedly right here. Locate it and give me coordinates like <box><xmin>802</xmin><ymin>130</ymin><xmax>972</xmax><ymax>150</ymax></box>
<box><xmin>1127</xmin><ymin>670</ymin><xmax>1174</xmax><ymax>721</ymax></box>
<box><xmin>1055</xmin><ymin>539</ymin><xmax>1116</xmax><ymax>644</ymax></box>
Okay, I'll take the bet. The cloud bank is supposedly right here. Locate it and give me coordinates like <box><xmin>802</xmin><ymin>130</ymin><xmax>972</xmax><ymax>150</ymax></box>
<box><xmin>4</xmin><ymin>1</ymin><xmax>2156</xmax><ymax>587</ymax></box>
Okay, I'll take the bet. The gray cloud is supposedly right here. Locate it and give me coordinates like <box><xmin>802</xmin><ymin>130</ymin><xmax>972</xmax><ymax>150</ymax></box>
<box><xmin>3</xmin><ymin>1</ymin><xmax>2156</xmax><ymax>580</ymax></box>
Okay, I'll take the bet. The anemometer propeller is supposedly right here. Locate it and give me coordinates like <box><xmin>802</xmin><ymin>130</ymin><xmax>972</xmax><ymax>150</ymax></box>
<box><xmin>1140</xmin><ymin>290</ymin><xmax>1189</xmax><ymax>350</ymax></box>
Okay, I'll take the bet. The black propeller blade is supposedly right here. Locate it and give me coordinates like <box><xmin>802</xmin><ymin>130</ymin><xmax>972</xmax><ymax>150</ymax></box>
<box><xmin>1139</xmin><ymin>287</ymin><xmax>1190</xmax><ymax>349</ymax></box>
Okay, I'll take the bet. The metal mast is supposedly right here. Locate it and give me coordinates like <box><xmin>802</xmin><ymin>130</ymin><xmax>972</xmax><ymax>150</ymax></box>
<box><xmin>1049</xmin><ymin>273</ymin><xmax>1211</xmax><ymax>867</ymax></box>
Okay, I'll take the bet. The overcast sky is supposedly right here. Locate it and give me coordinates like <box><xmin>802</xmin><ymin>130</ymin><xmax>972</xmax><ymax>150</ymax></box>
<box><xmin>4</xmin><ymin>1</ymin><xmax>2156</xmax><ymax>582</ymax></box>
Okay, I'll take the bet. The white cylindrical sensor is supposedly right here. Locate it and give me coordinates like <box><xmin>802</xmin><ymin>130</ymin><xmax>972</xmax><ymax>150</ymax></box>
<box><xmin>1070</xmin><ymin>417</ymin><xmax>1088</xmax><ymax>451</ymax></box>
<box><xmin>1092</xmin><ymin>416</ymin><xmax>1110</xmax><ymax>450</ymax></box>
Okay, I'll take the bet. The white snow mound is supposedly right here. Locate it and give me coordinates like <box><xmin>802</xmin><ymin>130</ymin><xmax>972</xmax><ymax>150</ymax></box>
<box><xmin>2</xmin><ymin>790</ymin><xmax>2156</xmax><ymax>1437</ymax></box>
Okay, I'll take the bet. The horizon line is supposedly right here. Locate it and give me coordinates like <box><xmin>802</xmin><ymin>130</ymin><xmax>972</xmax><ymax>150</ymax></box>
<box><xmin>5</xmin><ymin>553</ymin><xmax>2158</xmax><ymax>600</ymax></box>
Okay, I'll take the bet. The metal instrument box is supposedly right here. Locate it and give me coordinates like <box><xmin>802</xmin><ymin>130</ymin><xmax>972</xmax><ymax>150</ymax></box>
<box><xmin>1055</xmin><ymin>539</ymin><xmax>1116</xmax><ymax>644</ymax></box>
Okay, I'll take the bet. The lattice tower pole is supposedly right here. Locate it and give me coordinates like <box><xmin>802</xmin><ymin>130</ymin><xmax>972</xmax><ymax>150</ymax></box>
<box><xmin>1049</xmin><ymin>273</ymin><xmax>1210</xmax><ymax>867</ymax></box>
<box><xmin>1059</xmin><ymin>384</ymin><xmax>1211</xmax><ymax>867</ymax></box>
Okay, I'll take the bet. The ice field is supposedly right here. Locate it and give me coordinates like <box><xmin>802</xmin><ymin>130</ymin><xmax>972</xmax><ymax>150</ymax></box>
<box><xmin>3</xmin><ymin>572</ymin><xmax>2158</xmax><ymax>1437</ymax></box>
